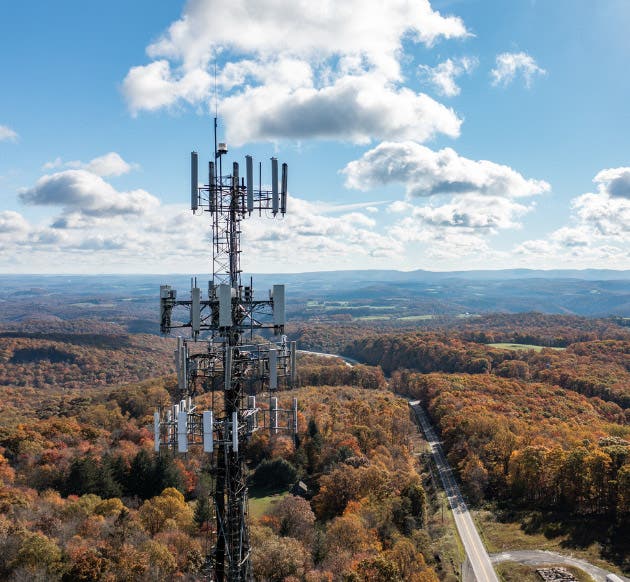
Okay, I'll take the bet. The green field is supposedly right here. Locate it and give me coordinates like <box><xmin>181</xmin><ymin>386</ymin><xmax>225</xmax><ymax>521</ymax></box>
<box><xmin>398</xmin><ymin>314</ymin><xmax>435</xmax><ymax>321</ymax></box>
<box><xmin>488</xmin><ymin>343</ymin><xmax>566</xmax><ymax>352</ymax></box>
<box><xmin>248</xmin><ymin>491</ymin><xmax>289</xmax><ymax>519</ymax></box>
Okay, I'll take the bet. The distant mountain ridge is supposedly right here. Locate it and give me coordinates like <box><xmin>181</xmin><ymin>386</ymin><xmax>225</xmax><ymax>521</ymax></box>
<box><xmin>1</xmin><ymin>269</ymin><xmax>629</xmax><ymax>319</ymax></box>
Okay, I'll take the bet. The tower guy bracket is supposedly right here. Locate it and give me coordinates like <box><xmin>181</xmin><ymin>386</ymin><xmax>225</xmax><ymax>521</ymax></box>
<box><xmin>155</xmin><ymin>118</ymin><xmax>298</xmax><ymax>582</ymax></box>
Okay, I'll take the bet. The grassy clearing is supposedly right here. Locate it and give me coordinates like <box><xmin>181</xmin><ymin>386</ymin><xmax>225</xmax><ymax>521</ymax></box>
<box><xmin>355</xmin><ymin>315</ymin><xmax>392</xmax><ymax>320</ymax></box>
<box><xmin>397</xmin><ymin>314</ymin><xmax>435</xmax><ymax>321</ymax></box>
<box><xmin>248</xmin><ymin>489</ymin><xmax>289</xmax><ymax>520</ymax></box>
<box><xmin>487</xmin><ymin>343</ymin><xmax>566</xmax><ymax>352</ymax></box>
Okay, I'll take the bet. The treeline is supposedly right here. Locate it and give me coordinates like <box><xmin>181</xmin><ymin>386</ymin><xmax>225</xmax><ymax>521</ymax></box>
<box><xmin>291</xmin><ymin>313</ymin><xmax>630</xmax><ymax>355</ymax></box>
<box><xmin>453</xmin><ymin>313</ymin><xmax>629</xmax><ymax>345</ymax></box>
<box><xmin>0</xmin><ymin>333</ymin><xmax>176</xmax><ymax>390</ymax></box>
<box><xmin>393</xmin><ymin>372</ymin><xmax>630</xmax><ymax>520</ymax></box>
<box><xmin>344</xmin><ymin>333</ymin><xmax>630</xmax><ymax>410</ymax></box>
<box><xmin>297</xmin><ymin>359</ymin><xmax>386</xmax><ymax>390</ymax></box>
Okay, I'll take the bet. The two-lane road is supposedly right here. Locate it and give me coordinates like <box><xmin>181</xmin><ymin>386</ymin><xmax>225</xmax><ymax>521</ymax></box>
<box><xmin>410</xmin><ymin>401</ymin><xmax>499</xmax><ymax>582</ymax></box>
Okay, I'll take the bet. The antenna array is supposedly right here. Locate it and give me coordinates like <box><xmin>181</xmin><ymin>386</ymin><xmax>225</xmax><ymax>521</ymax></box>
<box><xmin>155</xmin><ymin>119</ymin><xmax>297</xmax><ymax>582</ymax></box>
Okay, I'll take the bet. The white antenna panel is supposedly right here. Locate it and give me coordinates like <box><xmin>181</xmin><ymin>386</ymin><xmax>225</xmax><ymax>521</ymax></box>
<box><xmin>177</xmin><ymin>411</ymin><xmax>188</xmax><ymax>453</ymax></box>
<box><xmin>269</xmin><ymin>348</ymin><xmax>278</xmax><ymax>390</ymax></box>
<box><xmin>271</xmin><ymin>157</ymin><xmax>279</xmax><ymax>214</ymax></box>
<box><xmin>203</xmin><ymin>411</ymin><xmax>214</xmax><ymax>453</ymax></box>
<box><xmin>246</xmin><ymin>155</ymin><xmax>254</xmax><ymax>212</ymax></box>
<box><xmin>191</xmin><ymin>287</ymin><xmax>201</xmax><ymax>335</ymax></box>
<box><xmin>191</xmin><ymin>152</ymin><xmax>199</xmax><ymax>211</ymax></box>
<box><xmin>218</xmin><ymin>283</ymin><xmax>232</xmax><ymax>327</ymax></box>
<box><xmin>281</xmin><ymin>163</ymin><xmax>288</xmax><ymax>214</ymax></box>
<box><xmin>232</xmin><ymin>411</ymin><xmax>239</xmax><ymax>452</ymax></box>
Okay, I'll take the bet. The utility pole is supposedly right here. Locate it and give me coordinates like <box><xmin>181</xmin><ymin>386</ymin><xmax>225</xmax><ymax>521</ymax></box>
<box><xmin>155</xmin><ymin>119</ymin><xmax>298</xmax><ymax>581</ymax></box>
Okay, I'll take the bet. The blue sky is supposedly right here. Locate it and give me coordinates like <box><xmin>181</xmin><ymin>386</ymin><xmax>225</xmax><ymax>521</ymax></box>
<box><xmin>1</xmin><ymin>0</ymin><xmax>629</xmax><ymax>273</ymax></box>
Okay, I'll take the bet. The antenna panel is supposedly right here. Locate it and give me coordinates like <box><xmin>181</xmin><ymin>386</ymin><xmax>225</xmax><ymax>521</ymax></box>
<box><xmin>218</xmin><ymin>283</ymin><xmax>232</xmax><ymax>327</ymax></box>
<box><xmin>281</xmin><ymin>163</ymin><xmax>288</xmax><ymax>214</ymax></box>
<box><xmin>203</xmin><ymin>411</ymin><xmax>214</xmax><ymax>452</ymax></box>
<box><xmin>246</xmin><ymin>155</ymin><xmax>254</xmax><ymax>212</ymax></box>
<box><xmin>177</xmin><ymin>411</ymin><xmax>188</xmax><ymax>453</ymax></box>
<box><xmin>191</xmin><ymin>287</ymin><xmax>201</xmax><ymax>335</ymax></box>
<box><xmin>191</xmin><ymin>151</ymin><xmax>199</xmax><ymax>211</ymax></box>
<box><xmin>271</xmin><ymin>157</ymin><xmax>279</xmax><ymax>214</ymax></box>
<box><xmin>232</xmin><ymin>411</ymin><xmax>239</xmax><ymax>452</ymax></box>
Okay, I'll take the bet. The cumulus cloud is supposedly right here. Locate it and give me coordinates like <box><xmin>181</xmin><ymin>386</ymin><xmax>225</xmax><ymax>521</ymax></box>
<box><xmin>142</xmin><ymin>0</ymin><xmax>468</xmax><ymax>74</ymax></box>
<box><xmin>390</xmin><ymin>194</ymin><xmax>530</xmax><ymax>230</ymax></box>
<box><xmin>42</xmin><ymin>152</ymin><xmax>137</xmax><ymax>177</ymax></box>
<box><xmin>242</xmin><ymin>196</ymin><xmax>402</xmax><ymax>266</ymax></box>
<box><xmin>122</xmin><ymin>0</ymin><xmax>469</xmax><ymax>143</ymax></box>
<box><xmin>491</xmin><ymin>52</ymin><xmax>546</xmax><ymax>88</ymax></box>
<box><xmin>19</xmin><ymin>169</ymin><xmax>158</xmax><ymax>218</ymax></box>
<box><xmin>0</xmin><ymin>211</ymin><xmax>29</xmax><ymax>234</ymax></box>
<box><xmin>384</xmin><ymin>193</ymin><xmax>532</xmax><ymax>261</ymax></box>
<box><xmin>594</xmin><ymin>167</ymin><xmax>630</xmax><ymax>199</ymax></box>
<box><xmin>514</xmin><ymin>166</ymin><xmax>630</xmax><ymax>267</ymax></box>
<box><xmin>222</xmin><ymin>75</ymin><xmax>461</xmax><ymax>145</ymax></box>
<box><xmin>418</xmin><ymin>56</ymin><xmax>478</xmax><ymax>97</ymax></box>
<box><xmin>343</xmin><ymin>141</ymin><xmax>550</xmax><ymax>198</ymax></box>
<box><xmin>0</xmin><ymin>125</ymin><xmax>18</xmax><ymax>142</ymax></box>
<box><xmin>1</xmin><ymin>190</ymin><xmax>405</xmax><ymax>272</ymax></box>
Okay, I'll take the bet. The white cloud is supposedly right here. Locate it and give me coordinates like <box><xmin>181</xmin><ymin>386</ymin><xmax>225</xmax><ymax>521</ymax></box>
<box><xmin>0</xmin><ymin>211</ymin><xmax>29</xmax><ymax>234</ymax></box>
<box><xmin>242</xmin><ymin>196</ymin><xmax>403</xmax><ymax>267</ymax></box>
<box><xmin>399</xmin><ymin>194</ymin><xmax>530</xmax><ymax>230</ymax></box>
<box><xmin>143</xmin><ymin>0</ymin><xmax>468</xmax><ymax>74</ymax></box>
<box><xmin>593</xmin><ymin>167</ymin><xmax>630</xmax><ymax>199</ymax></box>
<box><xmin>42</xmin><ymin>152</ymin><xmax>137</xmax><ymax>177</ymax></box>
<box><xmin>343</xmin><ymin>140</ymin><xmax>546</xmax><ymax>260</ymax></box>
<box><xmin>418</xmin><ymin>56</ymin><xmax>478</xmax><ymax>97</ymax></box>
<box><xmin>491</xmin><ymin>52</ymin><xmax>546</xmax><ymax>88</ymax></box>
<box><xmin>514</xmin><ymin>166</ymin><xmax>630</xmax><ymax>267</ymax></box>
<box><xmin>123</xmin><ymin>60</ymin><xmax>213</xmax><ymax>113</ymax></box>
<box><xmin>343</xmin><ymin>141</ymin><xmax>550</xmax><ymax>198</ymax></box>
<box><xmin>0</xmin><ymin>125</ymin><xmax>18</xmax><ymax>142</ymax></box>
<box><xmin>85</xmin><ymin>152</ymin><xmax>137</xmax><ymax>177</ymax></box>
<box><xmin>122</xmin><ymin>0</ymin><xmax>469</xmax><ymax>143</ymax></box>
<box><xmin>19</xmin><ymin>169</ymin><xmax>158</xmax><ymax>218</ymax></box>
<box><xmin>1</xmin><ymin>189</ymin><xmax>405</xmax><ymax>272</ymax></box>
<box><xmin>221</xmin><ymin>74</ymin><xmax>461</xmax><ymax>145</ymax></box>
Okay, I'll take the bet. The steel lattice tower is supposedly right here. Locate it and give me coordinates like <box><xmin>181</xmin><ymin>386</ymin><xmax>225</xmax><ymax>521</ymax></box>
<box><xmin>156</xmin><ymin>118</ymin><xmax>297</xmax><ymax>582</ymax></box>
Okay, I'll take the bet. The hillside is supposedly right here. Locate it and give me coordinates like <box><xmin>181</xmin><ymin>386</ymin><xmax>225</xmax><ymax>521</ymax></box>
<box><xmin>0</xmin><ymin>312</ymin><xmax>628</xmax><ymax>578</ymax></box>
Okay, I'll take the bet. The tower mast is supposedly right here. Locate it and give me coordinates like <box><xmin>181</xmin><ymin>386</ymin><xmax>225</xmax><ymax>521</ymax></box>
<box><xmin>156</xmin><ymin>118</ymin><xmax>297</xmax><ymax>581</ymax></box>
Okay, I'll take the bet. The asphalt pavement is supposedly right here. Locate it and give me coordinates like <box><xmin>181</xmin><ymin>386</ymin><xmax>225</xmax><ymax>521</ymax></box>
<box><xmin>410</xmin><ymin>401</ymin><xmax>499</xmax><ymax>582</ymax></box>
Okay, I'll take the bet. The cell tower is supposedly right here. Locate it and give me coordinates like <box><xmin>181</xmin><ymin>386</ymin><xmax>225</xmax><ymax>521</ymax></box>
<box><xmin>155</xmin><ymin>118</ymin><xmax>298</xmax><ymax>582</ymax></box>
